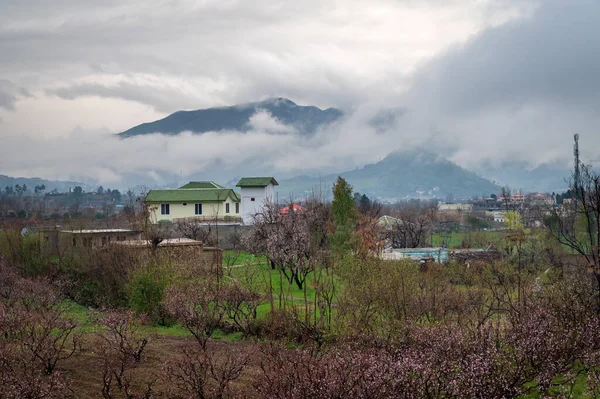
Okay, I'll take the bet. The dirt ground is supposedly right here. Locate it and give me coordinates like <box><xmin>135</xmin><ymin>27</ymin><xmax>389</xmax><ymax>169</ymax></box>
<box><xmin>61</xmin><ymin>335</ymin><xmax>263</xmax><ymax>398</ymax></box>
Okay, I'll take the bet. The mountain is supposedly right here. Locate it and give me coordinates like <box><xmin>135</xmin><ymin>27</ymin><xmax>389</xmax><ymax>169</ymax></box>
<box><xmin>0</xmin><ymin>175</ymin><xmax>84</xmax><ymax>193</ymax></box>
<box><xmin>277</xmin><ymin>150</ymin><xmax>500</xmax><ymax>201</ymax></box>
<box><xmin>118</xmin><ymin>98</ymin><xmax>343</xmax><ymax>137</ymax></box>
<box><xmin>475</xmin><ymin>161</ymin><xmax>571</xmax><ymax>193</ymax></box>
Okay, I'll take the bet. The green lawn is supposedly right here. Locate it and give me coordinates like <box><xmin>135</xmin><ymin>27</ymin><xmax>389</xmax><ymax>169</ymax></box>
<box><xmin>222</xmin><ymin>249</ymin><xmax>267</xmax><ymax>266</ymax></box>
<box><xmin>431</xmin><ymin>230</ymin><xmax>505</xmax><ymax>248</ymax></box>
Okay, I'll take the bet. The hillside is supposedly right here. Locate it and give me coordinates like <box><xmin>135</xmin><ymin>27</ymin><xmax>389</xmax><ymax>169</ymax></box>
<box><xmin>277</xmin><ymin>150</ymin><xmax>500</xmax><ymax>201</ymax></box>
<box><xmin>118</xmin><ymin>98</ymin><xmax>343</xmax><ymax>137</ymax></box>
<box><xmin>0</xmin><ymin>175</ymin><xmax>84</xmax><ymax>193</ymax></box>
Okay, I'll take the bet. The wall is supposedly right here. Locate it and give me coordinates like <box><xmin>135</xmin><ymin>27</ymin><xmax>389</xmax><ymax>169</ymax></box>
<box><xmin>58</xmin><ymin>230</ymin><xmax>141</xmax><ymax>250</ymax></box>
<box><xmin>149</xmin><ymin>197</ymin><xmax>241</xmax><ymax>223</ymax></box>
<box><xmin>239</xmin><ymin>184</ymin><xmax>275</xmax><ymax>224</ymax></box>
<box><xmin>128</xmin><ymin>243</ymin><xmax>222</xmax><ymax>275</ymax></box>
<box><xmin>209</xmin><ymin>224</ymin><xmax>251</xmax><ymax>249</ymax></box>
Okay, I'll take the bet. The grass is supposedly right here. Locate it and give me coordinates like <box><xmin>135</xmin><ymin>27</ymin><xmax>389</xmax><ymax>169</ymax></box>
<box><xmin>61</xmin><ymin>299</ymin><xmax>246</xmax><ymax>341</ymax></box>
<box><xmin>519</xmin><ymin>368</ymin><xmax>589</xmax><ymax>398</ymax></box>
<box><xmin>223</xmin><ymin>250</ymin><xmax>266</xmax><ymax>266</ymax></box>
<box><xmin>431</xmin><ymin>230</ymin><xmax>505</xmax><ymax>248</ymax></box>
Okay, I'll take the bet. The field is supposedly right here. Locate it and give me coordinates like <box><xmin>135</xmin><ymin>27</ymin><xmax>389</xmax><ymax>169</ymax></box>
<box><xmin>431</xmin><ymin>229</ymin><xmax>504</xmax><ymax>248</ymax></box>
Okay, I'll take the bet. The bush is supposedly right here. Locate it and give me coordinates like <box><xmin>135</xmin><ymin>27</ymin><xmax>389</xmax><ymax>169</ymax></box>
<box><xmin>127</xmin><ymin>262</ymin><xmax>173</xmax><ymax>325</ymax></box>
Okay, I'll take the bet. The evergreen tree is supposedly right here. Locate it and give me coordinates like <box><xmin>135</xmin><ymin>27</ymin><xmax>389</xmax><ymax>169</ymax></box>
<box><xmin>330</xmin><ymin>177</ymin><xmax>357</xmax><ymax>258</ymax></box>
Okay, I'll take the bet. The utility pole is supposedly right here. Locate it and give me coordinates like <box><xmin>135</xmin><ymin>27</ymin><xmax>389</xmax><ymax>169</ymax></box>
<box><xmin>574</xmin><ymin>133</ymin><xmax>580</xmax><ymax>191</ymax></box>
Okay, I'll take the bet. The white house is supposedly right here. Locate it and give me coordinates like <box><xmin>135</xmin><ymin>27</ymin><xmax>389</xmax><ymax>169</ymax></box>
<box><xmin>492</xmin><ymin>211</ymin><xmax>506</xmax><ymax>223</ymax></box>
<box><xmin>236</xmin><ymin>177</ymin><xmax>278</xmax><ymax>224</ymax></box>
<box><xmin>145</xmin><ymin>181</ymin><xmax>241</xmax><ymax>223</ymax></box>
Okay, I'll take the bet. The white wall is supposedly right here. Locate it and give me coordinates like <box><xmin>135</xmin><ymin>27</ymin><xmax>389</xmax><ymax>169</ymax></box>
<box><xmin>149</xmin><ymin>196</ymin><xmax>240</xmax><ymax>223</ymax></box>
<box><xmin>240</xmin><ymin>183</ymin><xmax>275</xmax><ymax>224</ymax></box>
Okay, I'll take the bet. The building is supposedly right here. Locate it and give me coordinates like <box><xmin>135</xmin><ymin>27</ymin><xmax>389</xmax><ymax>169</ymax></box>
<box><xmin>45</xmin><ymin>228</ymin><xmax>142</xmax><ymax>251</ymax></box>
<box><xmin>280</xmin><ymin>203</ymin><xmax>305</xmax><ymax>215</ymax></box>
<box><xmin>145</xmin><ymin>181</ymin><xmax>241</xmax><ymax>223</ymax></box>
<box><xmin>438</xmin><ymin>203</ymin><xmax>473</xmax><ymax>213</ymax></box>
<box><xmin>236</xmin><ymin>177</ymin><xmax>278</xmax><ymax>224</ymax></box>
<box><xmin>492</xmin><ymin>211</ymin><xmax>506</xmax><ymax>223</ymax></box>
<box><xmin>382</xmin><ymin>248</ymin><xmax>449</xmax><ymax>263</ymax></box>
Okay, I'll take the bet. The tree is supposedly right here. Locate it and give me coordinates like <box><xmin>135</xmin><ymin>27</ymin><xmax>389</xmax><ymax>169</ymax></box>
<box><xmin>546</xmin><ymin>159</ymin><xmax>600</xmax><ymax>310</ymax></box>
<box><xmin>330</xmin><ymin>177</ymin><xmax>357</xmax><ymax>258</ymax></box>
<box><xmin>386</xmin><ymin>204</ymin><xmax>437</xmax><ymax>248</ymax></box>
<box><xmin>97</xmin><ymin>185</ymin><xmax>104</xmax><ymax>195</ymax></box>
<box><xmin>34</xmin><ymin>185</ymin><xmax>45</xmax><ymax>196</ymax></box>
<box><xmin>501</xmin><ymin>186</ymin><xmax>513</xmax><ymax>211</ymax></box>
<box><xmin>246</xmin><ymin>201</ymin><xmax>324</xmax><ymax>290</ymax></box>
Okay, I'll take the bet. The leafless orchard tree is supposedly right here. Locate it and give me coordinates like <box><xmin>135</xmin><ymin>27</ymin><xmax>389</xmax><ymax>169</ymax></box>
<box><xmin>0</xmin><ymin>257</ymin><xmax>78</xmax><ymax>398</ymax></box>
<box><xmin>245</xmin><ymin>200</ymin><xmax>327</xmax><ymax>290</ymax></box>
<box><xmin>386</xmin><ymin>204</ymin><xmax>437</xmax><ymax>248</ymax></box>
<box><xmin>136</xmin><ymin>192</ymin><xmax>172</xmax><ymax>253</ymax></box>
<box><xmin>174</xmin><ymin>218</ymin><xmax>217</xmax><ymax>247</ymax></box>
<box><xmin>94</xmin><ymin>310</ymin><xmax>155</xmax><ymax>399</ymax></box>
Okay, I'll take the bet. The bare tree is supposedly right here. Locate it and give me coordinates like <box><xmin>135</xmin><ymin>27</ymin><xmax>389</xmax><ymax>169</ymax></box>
<box><xmin>546</xmin><ymin>161</ymin><xmax>600</xmax><ymax>309</ymax></box>
<box><xmin>175</xmin><ymin>218</ymin><xmax>216</xmax><ymax>245</ymax></box>
<box><xmin>95</xmin><ymin>310</ymin><xmax>155</xmax><ymax>399</ymax></box>
<box><xmin>386</xmin><ymin>204</ymin><xmax>437</xmax><ymax>248</ymax></box>
<box><xmin>245</xmin><ymin>201</ymin><xmax>325</xmax><ymax>290</ymax></box>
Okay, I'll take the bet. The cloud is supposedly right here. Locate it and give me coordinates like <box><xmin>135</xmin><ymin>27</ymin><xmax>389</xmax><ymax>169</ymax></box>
<box><xmin>0</xmin><ymin>80</ymin><xmax>31</xmax><ymax>111</ymax></box>
<box><xmin>2</xmin><ymin>0</ymin><xmax>598</xmax><ymax>190</ymax></box>
<box><xmin>394</xmin><ymin>0</ymin><xmax>600</xmax><ymax>169</ymax></box>
<box><xmin>0</xmin><ymin>0</ymin><xmax>529</xmax><ymax>133</ymax></box>
<box><xmin>0</xmin><ymin>107</ymin><xmax>394</xmax><ymax>186</ymax></box>
<box><xmin>47</xmin><ymin>81</ymin><xmax>204</xmax><ymax>113</ymax></box>
<box><xmin>248</xmin><ymin>110</ymin><xmax>297</xmax><ymax>134</ymax></box>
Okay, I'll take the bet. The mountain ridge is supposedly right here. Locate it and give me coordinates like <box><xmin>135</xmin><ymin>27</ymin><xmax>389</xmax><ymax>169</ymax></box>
<box><xmin>118</xmin><ymin>97</ymin><xmax>343</xmax><ymax>137</ymax></box>
<box><xmin>277</xmin><ymin>149</ymin><xmax>501</xmax><ymax>201</ymax></box>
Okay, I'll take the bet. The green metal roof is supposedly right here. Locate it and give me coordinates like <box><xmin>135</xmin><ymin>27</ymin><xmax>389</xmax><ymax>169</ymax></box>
<box><xmin>179</xmin><ymin>181</ymin><xmax>224</xmax><ymax>189</ymax></box>
<box><xmin>146</xmin><ymin>188</ymin><xmax>240</xmax><ymax>203</ymax></box>
<box><xmin>236</xmin><ymin>177</ymin><xmax>279</xmax><ymax>187</ymax></box>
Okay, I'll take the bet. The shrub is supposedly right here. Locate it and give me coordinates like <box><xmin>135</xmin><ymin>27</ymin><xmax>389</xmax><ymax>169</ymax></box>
<box><xmin>127</xmin><ymin>263</ymin><xmax>172</xmax><ymax>325</ymax></box>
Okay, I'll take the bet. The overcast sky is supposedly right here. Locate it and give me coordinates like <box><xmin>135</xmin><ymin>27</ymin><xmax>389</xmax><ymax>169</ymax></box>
<box><xmin>0</xmin><ymin>0</ymin><xmax>598</xmax><ymax>185</ymax></box>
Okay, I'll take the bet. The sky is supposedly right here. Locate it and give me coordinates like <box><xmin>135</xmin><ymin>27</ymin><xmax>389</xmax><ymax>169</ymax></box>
<box><xmin>0</xmin><ymin>0</ymin><xmax>598</xmax><ymax>187</ymax></box>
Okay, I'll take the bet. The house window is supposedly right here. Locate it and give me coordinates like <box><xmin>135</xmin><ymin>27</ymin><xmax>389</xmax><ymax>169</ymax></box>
<box><xmin>195</xmin><ymin>203</ymin><xmax>202</xmax><ymax>215</ymax></box>
<box><xmin>117</xmin><ymin>235</ymin><xmax>126</xmax><ymax>242</ymax></box>
<box><xmin>235</xmin><ymin>203</ymin><xmax>239</xmax><ymax>213</ymax></box>
<box><xmin>226</xmin><ymin>203</ymin><xmax>230</xmax><ymax>214</ymax></box>
<box><xmin>183</xmin><ymin>202</ymin><xmax>187</xmax><ymax>206</ymax></box>
<box><xmin>161</xmin><ymin>203</ymin><xmax>170</xmax><ymax>215</ymax></box>
<box><xmin>251</xmin><ymin>198</ymin><xmax>255</xmax><ymax>202</ymax></box>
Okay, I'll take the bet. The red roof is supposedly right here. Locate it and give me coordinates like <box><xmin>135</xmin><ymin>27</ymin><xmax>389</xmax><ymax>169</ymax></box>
<box><xmin>280</xmin><ymin>204</ymin><xmax>305</xmax><ymax>215</ymax></box>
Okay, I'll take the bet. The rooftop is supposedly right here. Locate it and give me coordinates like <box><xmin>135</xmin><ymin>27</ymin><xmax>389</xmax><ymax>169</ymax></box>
<box><xmin>61</xmin><ymin>229</ymin><xmax>137</xmax><ymax>234</ymax></box>
<box><xmin>236</xmin><ymin>177</ymin><xmax>279</xmax><ymax>187</ymax></box>
<box><xmin>114</xmin><ymin>237</ymin><xmax>203</xmax><ymax>247</ymax></box>
<box><xmin>146</xmin><ymin>188</ymin><xmax>240</xmax><ymax>203</ymax></box>
<box><xmin>179</xmin><ymin>181</ymin><xmax>224</xmax><ymax>189</ymax></box>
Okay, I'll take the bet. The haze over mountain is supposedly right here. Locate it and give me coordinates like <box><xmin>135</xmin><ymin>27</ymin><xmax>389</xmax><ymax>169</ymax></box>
<box><xmin>0</xmin><ymin>175</ymin><xmax>84</xmax><ymax>193</ymax></box>
<box><xmin>118</xmin><ymin>98</ymin><xmax>343</xmax><ymax>137</ymax></box>
<box><xmin>277</xmin><ymin>149</ymin><xmax>500</xmax><ymax>201</ymax></box>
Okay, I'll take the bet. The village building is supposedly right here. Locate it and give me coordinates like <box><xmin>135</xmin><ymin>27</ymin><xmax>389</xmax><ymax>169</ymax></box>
<box><xmin>438</xmin><ymin>203</ymin><xmax>473</xmax><ymax>213</ymax></box>
<box><xmin>60</xmin><ymin>228</ymin><xmax>142</xmax><ymax>248</ymax></box>
<box><xmin>145</xmin><ymin>181</ymin><xmax>241</xmax><ymax>223</ymax></box>
<box><xmin>236</xmin><ymin>177</ymin><xmax>278</xmax><ymax>224</ymax></box>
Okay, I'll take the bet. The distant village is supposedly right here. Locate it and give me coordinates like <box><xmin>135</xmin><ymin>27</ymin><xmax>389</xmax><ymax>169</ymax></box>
<box><xmin>0</xmin><ymin>175</ymin><xmax>570</xmax><ymax>267</ymax></box>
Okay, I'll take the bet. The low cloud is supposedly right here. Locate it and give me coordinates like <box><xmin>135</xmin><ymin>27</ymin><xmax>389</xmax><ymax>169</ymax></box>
<box><xmin>0</xmin><ymin>108</ymin><xmax>398</xmax><ymax>187</ymax></box>
<box><xmin>0</xmin><ymin>80</ymin><xmax>31</xmax><ymax>111</ymax></box>
<box><xmin>47</xmin><ymin>81</ymin><xmax>203</xmax><ymax>114</ymax></box>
